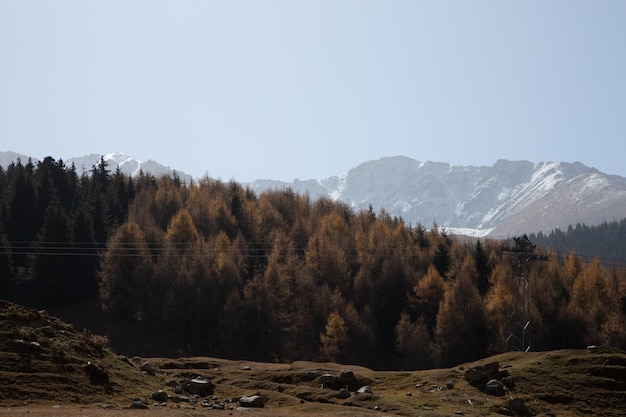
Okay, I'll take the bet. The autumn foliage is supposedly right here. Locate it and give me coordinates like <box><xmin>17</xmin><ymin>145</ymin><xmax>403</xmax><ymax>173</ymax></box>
<box><xmin>95</xmin><ymin>176</ymin><xmax>626</xmax><ymax>368</ymax></box>
<box><xmin>1</xmin><ymin>158</ymin><xmax>626</xmax><ymax>369</ymax></box>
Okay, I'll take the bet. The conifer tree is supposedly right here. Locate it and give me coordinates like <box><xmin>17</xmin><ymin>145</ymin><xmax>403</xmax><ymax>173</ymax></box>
<box><xmin>71</xmin><ymin>200</ymin><xmax>99</xmax><ymax>300</ymax></box>
<box><xmin>472</xmin><ymin>238</ymin><xmax>491</xmax><ymax>295</ymax></box>
<box><xmin>305</xmin><ymin>212</ymin><xmax>351</xmax><ymax>296</ymax></box>
<box><xmin>166</xmin><ymin>209</ymin><xmax>198</xmax><ymax>248</ymax></box>
<box><xmin>568</xmin><ymin>258</ymin><xmax>617</xmax><ymax>346</ymax></box>
<box><xmin>434</xmin><ymin>263</ymin><xmax>489</xmax><ymax>366</ymax></box>
<box><xmin>395</xmin><ymin>312</ymin><xmax>432</xmax><ymax>369</ymax></box>
<box><xmin>0</xmin><ymin>218</ymin><xmax>12</xmax><ymax>298</ymax></box>
<box><xmin>32</xmin><ymin>196</ymin><xmax>73</xmax><ymax>307</ymax></box>
<box><xmin>6</xmin><ymin>160</ymin><xmax>37</xmax><ymax>267</ymax></box>
<box><xmin>409</xmin><ymin>265</ymin><xmax>446</xmax><ymax>336</ymax></box>
<box><xmin>433</xmin><ymin>238</ymin><xmax>452</xmax><ymax>279</ymax></box>
<box><xmin>90</xmin><ymin>157</ymin><xmax>112</xmax><ymax>243</ymax></box>
<box><xmin>320</xmin><ymin>310</ymin><xmax>350</xmax><ymax>363</ymax></box>
<box><xmin>99</xmin><ymin>222</ymin><xmax>152</xmax><ymax>320</ymax></box>
<box><xmin>109</xmin><ymin>167</ymin><xmax>131</xmax><ymax>228</ymax></box>
<box><xmin>218</xmin><ymin>288</ymin><xmax>245</xmax><ymax>358</ymax></box>
<box><xmin>484</xmin><ymin>263</ymin><xmax>515</xmax><ymax>352</ymax></box>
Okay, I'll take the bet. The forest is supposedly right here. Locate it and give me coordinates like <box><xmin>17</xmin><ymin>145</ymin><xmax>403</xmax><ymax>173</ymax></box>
<box><xmin>0</xmin><ymin>156</ymin><xmax>625</xmax><ymax>369</ymax></box>
<box><xmin>530</xmin><ymin>220</ymin><xmax>626</xmax><ymax>266</ymax></box>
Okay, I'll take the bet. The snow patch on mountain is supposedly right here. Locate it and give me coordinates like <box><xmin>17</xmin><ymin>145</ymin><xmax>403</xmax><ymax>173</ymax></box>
<box><xmin>246</xmin><ymin>156</ymin><xmax>626</xmax><ymax>237</ymax></box>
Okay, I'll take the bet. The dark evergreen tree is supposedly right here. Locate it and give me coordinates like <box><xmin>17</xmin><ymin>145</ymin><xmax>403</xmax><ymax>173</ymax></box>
<box><xmin>411</xmin><ymin>223</ymin><xmax>430</xmax><ymax>249</ymax></box>
<box><xmin>90</xmin><ymin>157</ymin><xmax>112</xmax><ymax>243</ymax></box>
<box><xmin>5</xmin><ymin>160</ymin><xmax>37</xmax><ymax>268</ymax></box>
<box><xmin>472</xmin><ymin>238</ymin><xmax>492</xmax><ymax>296</ymax></box>
<box><xmin>0</xmin><ymin>217</ymin><xmax>12</xmax><ymax>298</ymax></box>
<box><xmin>35</xmin><ymin>157</ymin><xmax>76</xmax><ymax>214</ymax></box>
<box><xmin>530</xmin><ymin>219</ymin><xmax>626</xmax><ymax>265</ymax></box>
<box><xmin>32</xmin><ymin>196</ymin><xmax>73</xmax><ymax>307</ymax></box>
<box><xmin>433</xmin><ymin>238</ymin><xmax>451</xmax><ymax>279</ymax></box>
<box><xmin>109</xmin><ymin>167</ymin><xmax>131</xmax><ymax>228</ymax></box>
<box><xmin>71</xmin><ymin>200</ymin><xmax>99</xmax><ymax>300</ymax></box>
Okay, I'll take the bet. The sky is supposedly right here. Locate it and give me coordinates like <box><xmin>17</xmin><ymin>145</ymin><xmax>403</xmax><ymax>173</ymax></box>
<box><xmin>1</xmin><ymin>1</ymin><xmax>625</xmax><ymax>182</ymax></box>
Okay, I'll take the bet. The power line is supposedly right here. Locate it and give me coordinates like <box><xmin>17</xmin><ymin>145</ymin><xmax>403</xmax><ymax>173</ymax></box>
<box><xmin>1</xmin><ymin>238</ymin><xmax>626</xmax><ymax>266</ymax></box>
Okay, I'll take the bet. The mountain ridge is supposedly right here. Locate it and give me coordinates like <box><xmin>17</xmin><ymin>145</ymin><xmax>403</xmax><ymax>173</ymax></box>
<box><xmin>245</xmin><ymin>156</ymin><xmax>626</xmax><ymax>237</ymax></box>
<box><xmin>0</xmin><ymin>151</ymin><xmax>193</xmax><ymax>182</ymax></box>
<box><xmin>2</xmin><ymin>151</ymin><xmax>624</xmax><ymax>237</ymax></box>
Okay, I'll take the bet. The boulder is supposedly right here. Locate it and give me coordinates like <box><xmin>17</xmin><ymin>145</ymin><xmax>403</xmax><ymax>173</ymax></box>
<box><xmin>303</xmin><ymin>370</ymin><xmax>318</xmax><ymax>380</ymax></box>
<box><xmin>357</xmin><ymin>385</ymin><xmax>373</xmax><ymax>394</ymax></box>
<box><xmin>170</xmin><ymin>395</ymin><xmax>190</xmax><ymax>403</ymax></box>
<box><xmin>337</xmin><ymin>388</ymin><xmax>351</xmax><ymax>399</ymax></box>
<box><xmin>151</xmin><ymin>390</ymin><xmax>168</xmax><ymax>402</ymax></box>
<box><xmin>140</xmin><ymin>361</ymin><xmax>156</xmax><ymax>376</ymax></box>
<box><xmin>84</xmin><ymin>361</ymin><xmax>109</xmax><ymax>385</ymax></box>
<box><xmin>238</xmin><ymin>395</ymin><xmax>266</xmax><ymax>408</ymax></box>
<box><xmin>319</xmin><ymin>373</ymin><xmax>339</xmax><ymax>389</ymax></box>
<box><xmin>502</xmin><ymin>375</ymin><xmax>516</xmax><ymax>391</ymax></box>
<box><xmin>338</xmin><ymin>369</ymin><xmax>358</xmax><ymax>390</ymax></box>
<box><xmin>464</xmin><ymin>362</ymin><xmax>500</xmax><ymax>386</ymax></box>
<box><xmin>508</xmin><ymin>398</ymin><xmax>531</xmax><ymax>416</ymax></box>
<box><xmin>483</xmin><ymin>379</ymin><xmax>505</xmax><ymax>396</ymax></box>
<box><xmin>183</xmin><ymin>377</ymin><xmax>215</xmax><ymax>396</ymax></box>
<box><xmin>129</xmin><ymin>399</ymin><xmax>149</xmax><ymax>409</ymax></box>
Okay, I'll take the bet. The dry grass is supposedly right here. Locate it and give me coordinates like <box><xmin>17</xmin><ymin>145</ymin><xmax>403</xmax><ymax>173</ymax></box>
<box><xmin>1</xmin><ymin>300</ymin><xmax>625</xmax><ymax>416</ymax></box>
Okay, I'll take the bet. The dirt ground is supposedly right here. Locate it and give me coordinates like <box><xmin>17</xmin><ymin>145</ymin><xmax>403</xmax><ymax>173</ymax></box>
<box><xmin>0</xmin><ymin>404</ymin><xmax>400</xmax><ymax>417</ymax></box>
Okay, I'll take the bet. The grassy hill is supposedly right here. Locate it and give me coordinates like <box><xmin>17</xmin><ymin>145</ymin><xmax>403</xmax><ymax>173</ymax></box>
<box><xmin>0</xmin><ymin>299</ymin><xmax>163</xmax><ymax>406</ymax></box>
<box><xmin>1</xmin><ymin>299</ymin><xmax>625</xmax><ymax>416</ymax></box>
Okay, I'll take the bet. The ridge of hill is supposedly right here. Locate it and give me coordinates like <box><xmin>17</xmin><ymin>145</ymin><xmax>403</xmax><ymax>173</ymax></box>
<box><xmin>1</xmin><ymin>300</ymin><xmax>625</xmax><ymax>416</ymax></box>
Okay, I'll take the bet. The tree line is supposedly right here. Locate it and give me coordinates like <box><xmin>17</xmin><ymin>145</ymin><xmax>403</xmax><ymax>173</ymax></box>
<box><xmin>0</xmin><ymin>156</ymin><xmax>138</xmax><ymax>305</ymax></box>
<box><xmin>1</xmin><ymin>157</ymin><xmax>625</xmax><ymax>369</ymax></box>
<box><xmin>530</xmin><ymin>220</ymin><xmax>626</xmax><ymax>266</ymax></box>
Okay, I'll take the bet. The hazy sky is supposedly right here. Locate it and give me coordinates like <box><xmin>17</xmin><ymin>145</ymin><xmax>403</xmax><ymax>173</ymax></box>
<box><xmin>2</xmin><ymin>1</ymin><xmax>625</xmax><ymax>181</ymax></box>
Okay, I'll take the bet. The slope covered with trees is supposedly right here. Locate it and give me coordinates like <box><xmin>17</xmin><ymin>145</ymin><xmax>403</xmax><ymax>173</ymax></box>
<box><xmin>1</xmin><ymin>157</ymin><xmax>625</xmax><ymax>369</ymax></box>
<box><xmin>530</xmin><ymin>220</ymin><xmax>626</xmax><ymax>266</ymax></box>
<box><xmin>0</xmin><ymin>156</ymin><xmax>135</xmax><ymax>305</ymax></box>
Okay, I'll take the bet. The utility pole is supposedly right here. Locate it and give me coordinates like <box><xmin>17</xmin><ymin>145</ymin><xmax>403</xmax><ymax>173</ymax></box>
<box><xmin>502</xmin><ymin>235</ymin><xmax>537</xmax><ymax>352</ymax></box>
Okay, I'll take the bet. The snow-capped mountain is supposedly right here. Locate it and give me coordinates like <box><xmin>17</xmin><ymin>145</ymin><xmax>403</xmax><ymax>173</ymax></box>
<box><xmin>67</xmin><ymin>153</ymin><xmax>193</xmax><ymax>182</ymax></box>
<box><xmin>245</xmin><ymin>156</ymin><xmax>626</xmax><ymax>237</ymax></box>
<box><xmin>0</xmin><ymin>152</ymin><xmax>192</xmax><ymax>182</ymax></box>
<box><xmin>3</xmin><ymin>152</ymin><xmax>625</xmax><ymax>237</ymax></box>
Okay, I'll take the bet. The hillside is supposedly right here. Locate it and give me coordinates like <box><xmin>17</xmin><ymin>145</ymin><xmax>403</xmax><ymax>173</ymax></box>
<box><xmin>1</xmin><ymin>300</ymin><xmax>625</xmax><ymax>417</ymax></box>
<box><xmin>0</xmin><ymin>300</ymin><xmax>163</xmax><ymax>405</ymax></box>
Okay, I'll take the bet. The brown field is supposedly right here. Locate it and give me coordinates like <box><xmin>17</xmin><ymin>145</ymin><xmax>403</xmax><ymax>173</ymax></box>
<box><xmin>2</xmin><ymin>350</ymin><xmax>626</xmax><ymax>417</ymax></box>
<box><xmin>1</xmin><ymin>300</ymin><xmax>626</xmax><ymax>416</ymax></box>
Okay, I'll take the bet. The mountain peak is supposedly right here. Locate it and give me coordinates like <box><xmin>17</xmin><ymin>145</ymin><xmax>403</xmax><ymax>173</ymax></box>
<box><xmin>2</xmin><ymin>152</ymin><xmax>623</xmax><ymax>237</ymax></box>
<box><xmin>246</xmin><ymin>157</ymin><xmax>626</xmax><ymax>237</ymax></box>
